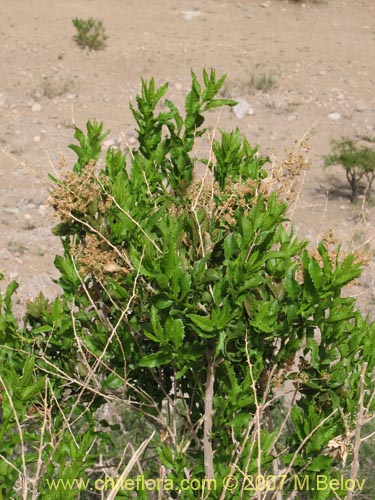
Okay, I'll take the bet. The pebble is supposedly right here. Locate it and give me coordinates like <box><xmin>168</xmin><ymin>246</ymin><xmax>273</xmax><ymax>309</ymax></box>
<box><xmin>232</xmin><ymin>98</ymin><xmax>249</xmax><ymax>119</ymax></box>
<box><xmin>355</xmin><ymin>104</ymin><xmax>366</xmax><ymax>112</ymax></box>
<box><xmin>182</xmin><ymin>10</ymin><xmax>203</xmax><ymax>21</ymax></box>
<box><xmin>327</xmin><ymin>112</ymin><xmax>341</xmax><ymax>121</ymax></box>
<box><xmin>4</xmin><ymin>207</ymin><xmax>20</xmax><ymax>214</ymax></box>
<box><xmin>31</xmin><ymin>102</ymin><xmax>42</xmax><ymax>112</ymax></box>
<box><xmin>248</xmin><ymin>106</ymin><xmax>255</xmax><ymax>116</ymax></box>
<box><xmin>269</xmin><ymin>132</ymin><xmax>280</xmax><ymax>141</ymax></box>
<box><xmin>33</xmin><ymin>135</ymin><xmax>41</xmax><ymax>143</ymax></box>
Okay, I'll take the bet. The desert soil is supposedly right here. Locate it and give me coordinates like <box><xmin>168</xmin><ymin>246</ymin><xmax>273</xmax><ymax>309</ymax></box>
<box><xmin>1</xmin><ymin>0</ymin><xmax>375</xmax><ymax>315</ymax></box>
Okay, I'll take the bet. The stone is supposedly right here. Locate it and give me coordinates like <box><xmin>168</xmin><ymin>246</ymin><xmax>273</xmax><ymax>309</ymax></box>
<box><xmin>182</xmin><ymin>10</ymin><xmax>203</xmax><ymax>21</ymax></box>
<box><xmin>31</xmin><ymin>102</ymin><xmax>42</xmax><ymax>112</ymax></box>
<box><xmin>4</xmin><ymin>207</ymin><xmax>20</xmax><ymax>214</ymax></box>
<box><xmin>327</xmin><ymin>112</ymin><xmax>341</xmax><ymax>121</ymax></box>
<box><xmin>232</xmin><ymin>98</ymin><xmax>249</xmax><ymax>119</ymax></box>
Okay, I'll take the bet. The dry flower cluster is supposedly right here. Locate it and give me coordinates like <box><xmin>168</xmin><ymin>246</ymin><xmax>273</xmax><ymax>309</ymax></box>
<box><xmin>266</xmin><ymin>138</ymin><xmax>310</xmax><ymax>205</ymax></box>
<box><xmin>71</xmin><ymin>234</ymin><xmax>129</xmax><ymax>281</ymax></box>
<box><xmin>49</xmin><ymin>160</ymin><xmax>111</xmax><ymax>221</ymax></box>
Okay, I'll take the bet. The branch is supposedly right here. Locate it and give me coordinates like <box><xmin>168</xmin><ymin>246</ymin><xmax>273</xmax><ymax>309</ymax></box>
<box><xmin>347</xmin><ymin>362</ymin><xmax>368</xmax><ymax>500</ymax></box>
<box><xmin>203</xmin><ymin>349</ymin><xmax>215</xmax><ymax>480</ymax></box>
<box><xmin>106</xmin><ymin>431</ymin><xmax>155</xmax><ymax>500</ymax></box>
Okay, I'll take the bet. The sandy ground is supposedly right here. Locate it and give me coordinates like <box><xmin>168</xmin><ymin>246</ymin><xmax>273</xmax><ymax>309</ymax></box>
<box><xmin>1</xmin><ymin>0</ymin><xmax>375</xmax><ymax>315</ymax></box>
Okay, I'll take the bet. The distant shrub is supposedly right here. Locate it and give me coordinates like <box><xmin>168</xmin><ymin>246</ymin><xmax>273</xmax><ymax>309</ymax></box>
<box><xmin>324</xmin><ymin>138</ymin><xmax>375</xmax><ymax>202</ymax></box>
<box><xmin>72</xmin><ymin>17</ymin><xmax>108</xmax><ymax>51</ymax></box>
<box><xmin>246</xmin><ymin>65</ymin><xmax>277</xmax><ymax>93</ymax></box>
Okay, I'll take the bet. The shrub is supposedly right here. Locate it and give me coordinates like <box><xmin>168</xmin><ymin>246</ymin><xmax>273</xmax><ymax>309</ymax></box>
<box><xmin>1</xmin><ymin>70</ymin><xmax>375</xmax><ymax>499</ymax></box>
<box><xmin>72</xmin><ymin>17</ymin><xmax>108</xmax><ymax>51</ymax></box>
<box><xmin>324</xmin><ymin>138</ymin><xmax>375</xmax><ymax>202</ymax></box>
<box><xmin>246</xmin><ymin>65</ymin><xmax>277</xmax><ymax>93</ymax></box>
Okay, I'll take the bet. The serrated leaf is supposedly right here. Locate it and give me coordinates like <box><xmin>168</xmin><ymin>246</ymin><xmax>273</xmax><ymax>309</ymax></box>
<box><xmin>188</xmin><ymin>314</ymin><xmax>214</xmax><ymax>332</ymax></box>
<box><xmin>165</xmin><ymin>318</ymin><xmax>185</xmax><ymax>348</ymax></box>
<box><xmin>308</xmin><ymin>258</ymin><xmax>324</xmax><ymax>289</ymax></box>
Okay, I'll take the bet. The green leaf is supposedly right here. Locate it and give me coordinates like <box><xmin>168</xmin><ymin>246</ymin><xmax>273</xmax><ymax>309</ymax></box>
<box><xmin>188</xmin><ymin>314</ymin><xmax>214</xmax><ymax>333</ymax></box>
<box><xmin>102</xmin><ymin>373</ymin><xmax>124</xmax><ymax>390</ymax></box>
<box><xmin>306</xmin><ymin>455</ymin><xmax>332</xmax><ymax>472</ymax></box>
<box><xmin>229</xmin><ymin>412</ymin><xmax>252</xmax><ymax>428</ymax></box>
<box><xmin>204</xmin><ymin>98</ymin><xmax>237</xmax><ymax>111</ymax></box>
<box><xmin>139</xmin><ymin>351</ymin><xmax>173</xmax><ymax>368</ymax></box>
<box><xmin>158</xmin><ymin>445</ymin><xmax>175</xmax><ymax>469</ymax></box>
<box><xmin>20</xmin><ymin>355</ymin><xmax>35</xmax><ymax>388</ymax></box>
<box><xmin>308</xmin><ymin>257</ymin><xmax>324</xmax><ymax>289</ymax></box>
<box><xmin>165</xmin><ymin>318</ymin><xmax>185</xmax><ymax>348</ymax></box>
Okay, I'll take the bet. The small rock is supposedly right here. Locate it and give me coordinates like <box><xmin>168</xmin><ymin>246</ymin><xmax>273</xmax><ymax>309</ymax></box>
<box><xmin>128</xmin><ymin>136</ymin><xmax>137</xmax><ymax>145</ymax></box>
<box><xmin>327</xmin><ymin>112</ymin><xmax>341</xmax><ymax>121</ymax></box>
<box><xmin>31</xmin><ymin>102</ymin><xmax>42</xmax><ymax>112</ymax></box>
<box><xmin>248</xmin><ymin>106</ymin><xmax>255</xmax><ymax>116</ymax></box>
<box><xmin>260</xmin><ymin>2</ymin><xmax>270</xmax><ymax>7</ymax></box>
<box><xmin>182</xmin><ymin>10</ymin><xmax>203</xmax><ymax>21</ymax></box>
<box><xmin>4</xmin><ymin>207</ymin><xmax>20</xmax><ymax>214</ymax></box>
<box><xmin>269</xmin><ymin>132</ymin><xmax>280</xmax><ymax>141</ymax></box>
<box><xmin>355</xmin><ymin>104</ymin><xmax>366</xmax><ymax>112</ymax></box>
<box><xmin>232</xmin><ymin>98</ymin><xmax>249</xmax><ymax>119</ymax></box>
<box><xmin>33</xmin><ymin>135</ymin><xmax>41</xmax><ymax>143</ymax></box>
<box><xmin>24</xmin><ymin>213</ymin><xmax>32</xmax><ymax>220</ymax></box>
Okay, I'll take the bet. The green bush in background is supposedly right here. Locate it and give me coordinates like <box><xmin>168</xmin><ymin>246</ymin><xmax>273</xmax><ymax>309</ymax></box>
<box><xmin>72</xmin><ymin>17</ymin><xmax>108</xmax><ymax>51</ymax></box>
